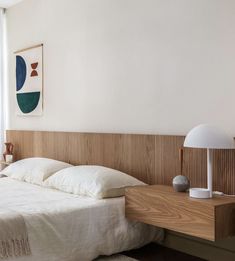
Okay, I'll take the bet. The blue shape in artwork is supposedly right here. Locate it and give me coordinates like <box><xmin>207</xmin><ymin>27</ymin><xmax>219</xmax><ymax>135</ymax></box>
<box><xmin>16</xmin><ymin>55</ymin><xmax>27</xmax><ymax>91</ymax></box>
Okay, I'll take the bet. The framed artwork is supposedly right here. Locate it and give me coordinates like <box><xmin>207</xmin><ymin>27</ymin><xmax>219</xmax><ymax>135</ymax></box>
<box><xmin>15</xmin><ymin>44</ymin><xmax>43</xmax><ymax>116</ymax></box>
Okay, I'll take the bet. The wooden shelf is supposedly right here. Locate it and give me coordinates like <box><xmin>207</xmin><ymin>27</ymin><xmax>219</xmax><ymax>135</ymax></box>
<box><xmin>125</xmin><ymin>185</ymin><xmax>235</xmax><ymax>241</ymax></box>
<box><xmin>0</xmin><ymin>161</ymin><xmax>11</xmax><ymax>165</ymax></box>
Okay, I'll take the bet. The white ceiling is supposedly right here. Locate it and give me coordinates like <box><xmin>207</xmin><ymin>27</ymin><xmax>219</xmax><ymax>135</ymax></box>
<box><xmin>0</xmin><ymin>0</ymin><xmax>23</xmax><ymax>8</ymax></box>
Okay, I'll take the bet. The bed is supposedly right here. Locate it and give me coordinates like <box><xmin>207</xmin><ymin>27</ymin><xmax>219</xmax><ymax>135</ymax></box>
<box><xmin>3</xmin><ymin>129</ymin><xmax>235</xmax><ymax>261</ymax></box>
<box><xmin>0</xmin><ymin>177</ymin><xmax>163</xmax><ymax>261</ymax></box>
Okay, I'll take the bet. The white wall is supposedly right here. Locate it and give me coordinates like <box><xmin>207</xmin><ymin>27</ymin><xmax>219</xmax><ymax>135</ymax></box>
<box><xmin>6</xmin><ymin>0</ymin><xmax>235</xmax><ymax>135</ymax></box>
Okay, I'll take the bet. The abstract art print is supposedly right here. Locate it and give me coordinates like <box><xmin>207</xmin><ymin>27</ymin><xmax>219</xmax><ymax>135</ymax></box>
<box><xmin>15</xmin><ymin>44</ymin><xmax>43</xmax><ymax>116</ymax></box>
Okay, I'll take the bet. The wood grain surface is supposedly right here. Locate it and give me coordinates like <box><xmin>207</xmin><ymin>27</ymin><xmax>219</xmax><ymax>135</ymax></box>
<box><xmin>6</xmin><ymin>130</ymin><xmax>235</xmax><ymax>194</ymax></box>
<box><xmin>125</xmin><ymin>185</ymin><xmax>235</xmax><ymax>241</ymax></box>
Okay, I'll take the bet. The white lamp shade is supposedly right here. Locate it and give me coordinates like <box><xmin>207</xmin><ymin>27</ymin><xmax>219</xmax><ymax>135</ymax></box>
<box><xmin>184</xmin><ymin>124</ymin><xmax>234</xmax><ymax>149</ymax></box>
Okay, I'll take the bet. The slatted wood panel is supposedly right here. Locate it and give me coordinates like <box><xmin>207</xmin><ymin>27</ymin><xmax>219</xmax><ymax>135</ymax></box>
<box><xmin>6</xmin><ymin>130</ymin><xmax>235</xmax><ymax>194</ymax></box>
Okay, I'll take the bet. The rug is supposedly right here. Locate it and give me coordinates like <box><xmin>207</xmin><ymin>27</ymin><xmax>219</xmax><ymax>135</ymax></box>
<box><xmin>95</xmin><ymin>254</ymin><xmax>139</xmax><ymax>261</ymax></box>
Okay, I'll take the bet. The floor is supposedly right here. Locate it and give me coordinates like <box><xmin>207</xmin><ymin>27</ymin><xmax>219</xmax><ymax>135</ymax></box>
<box><xmin>122</xmin><ymin>243</ymin><xmax>206</xmax><ymax>261</ymax></box>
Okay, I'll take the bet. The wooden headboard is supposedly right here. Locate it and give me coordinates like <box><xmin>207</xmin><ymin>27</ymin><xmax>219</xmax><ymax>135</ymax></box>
<box><xmin>6</xmin><ymin>130</ymin><xmax>235</xmax><ymax>194</ymax></box>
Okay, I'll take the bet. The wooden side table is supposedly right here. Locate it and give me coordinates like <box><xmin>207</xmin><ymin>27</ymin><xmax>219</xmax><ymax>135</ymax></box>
<box><xmin>125</xmin><ymin>185</ymin><xmax>235</xmax><ymax>241</ymax></box>
<box><xmin>0</xmin><ymin>161</ymin><xmax>11</xmax><ymax>171</ymax></box>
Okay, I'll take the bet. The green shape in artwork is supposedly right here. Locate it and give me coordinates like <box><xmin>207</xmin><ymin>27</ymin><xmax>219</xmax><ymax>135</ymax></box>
<box><xmin>17</xmin><ymin>92</ymin><xmax>40</xmax><ymax>114</ymax></box>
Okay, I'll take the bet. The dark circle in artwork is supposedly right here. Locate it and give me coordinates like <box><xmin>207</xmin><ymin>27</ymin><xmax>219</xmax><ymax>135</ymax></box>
<box><xmin>17</xmin><ymin>92</ymin><xmax>40</xmax><ymax>114</ymax></box>
<box><xmin>16</xmin><ymin>55</ymin><xmax>27</xmax><ymax>91</ymax></box>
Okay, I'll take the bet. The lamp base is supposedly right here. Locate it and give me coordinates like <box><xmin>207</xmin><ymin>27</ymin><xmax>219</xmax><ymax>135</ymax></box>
<box><xmin>189</xmin><ymin>188</ymin><xmax>211</xmax><ymax>199</ymax></box>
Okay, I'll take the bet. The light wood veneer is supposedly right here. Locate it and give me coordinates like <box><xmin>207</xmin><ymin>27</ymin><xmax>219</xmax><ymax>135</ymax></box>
<box><xmin>6</xmin><ymin>130</ymin><xmax>235</xmax><ymax>194</ymax></box>
<box><xmin>125</xmin><ymin>185</ymin><xmax>235</xmax><ymax>241</ymax></box>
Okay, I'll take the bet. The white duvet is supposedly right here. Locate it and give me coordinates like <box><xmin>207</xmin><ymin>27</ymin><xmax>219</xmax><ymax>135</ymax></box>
<box><xmin>0</xmin><ymin>178</ymin><xmax>163</xmax><ymax>261</ymax></box>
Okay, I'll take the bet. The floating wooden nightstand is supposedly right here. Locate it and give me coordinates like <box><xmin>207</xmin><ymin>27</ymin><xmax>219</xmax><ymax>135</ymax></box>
<box><xmin>0</xmin><ymin>161</ymin><xmax>11</xmax><ymax>171</ymax></box>
<box><xmin>125</xmin><ymin>185</ymin><xmax>235</xmax><ymax>241</ymax></box>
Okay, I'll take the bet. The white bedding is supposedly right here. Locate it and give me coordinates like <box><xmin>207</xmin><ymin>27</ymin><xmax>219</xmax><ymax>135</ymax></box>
<box><xmin>0</xmin><ymin>178</ymin><xmax>163</xmax><ymax>261</ymax></box>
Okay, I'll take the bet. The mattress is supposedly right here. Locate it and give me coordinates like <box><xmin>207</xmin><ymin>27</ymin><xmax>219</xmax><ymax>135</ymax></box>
<box><xmin>0</xmin><ymin>177</ymin><xmax>163</xmax><ymax>261</ymax></box>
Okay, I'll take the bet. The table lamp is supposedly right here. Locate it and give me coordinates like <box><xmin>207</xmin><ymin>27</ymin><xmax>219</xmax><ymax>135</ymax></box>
<box><xmin>184</xmin><ymin>124</ymin><xmax>234</xmax><ymax>198</ymax></box>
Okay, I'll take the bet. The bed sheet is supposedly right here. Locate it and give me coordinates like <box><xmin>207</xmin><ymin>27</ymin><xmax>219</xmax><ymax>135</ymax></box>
<box><xmin>0</xmin><ymin>178</ymin><xmax>163</xmax><ymax>261</ymax></box>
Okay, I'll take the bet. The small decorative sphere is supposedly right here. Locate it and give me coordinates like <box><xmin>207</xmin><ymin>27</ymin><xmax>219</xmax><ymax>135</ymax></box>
<box><xmin>172</xmin><ymin>175</ymin><xmax>190</xmax><ymax>192</ymax></box>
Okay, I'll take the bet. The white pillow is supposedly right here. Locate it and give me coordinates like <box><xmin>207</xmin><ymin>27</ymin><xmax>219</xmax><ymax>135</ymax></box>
<box><xmin>44</xmin><ymin>165</ymin><xmax>146</xmax><ymax>199</ymax></box>
<box><xmin>1</xmin><ymin>157</ymin><xmax>72</xmax><ymax>185</ymax></box>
